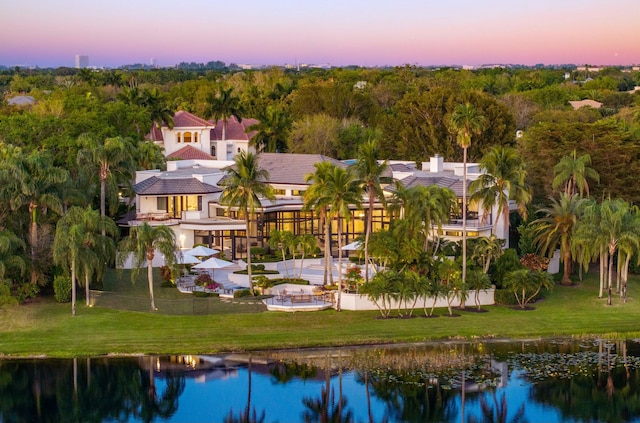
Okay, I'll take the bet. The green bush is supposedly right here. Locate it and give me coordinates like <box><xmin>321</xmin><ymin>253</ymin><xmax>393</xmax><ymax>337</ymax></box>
<box><xmin>160</xmin><ymin>280</ymin><xmax>174</xmax><ymax>288</ymax></box>
<box><xmin>53</xmin><ymin>276</ymin><xmax>72</xmax><ymax>303</ymax></box>
<box><xmin>233</xmin><ymin>289</ymin><xmax>251</xmax><ymax>298</ymax></box>
<box><xmin>234</xmin><ymin>268</ymin><xmax>279</xmax><ymax>275</ymax></box>
<box><xmin>270</xmin><ymin>278</ymin><xmax>309</xmax><ymax>286</ymax></box>
<box><xmin>193</xmin><ymin>291</ymin><xmax>214</xmax><ymax>298</ymax></box>
<box><xmin>493</xmin><ymin>289</ymin><xmax>518</xmax><ymax>305</ymax></box>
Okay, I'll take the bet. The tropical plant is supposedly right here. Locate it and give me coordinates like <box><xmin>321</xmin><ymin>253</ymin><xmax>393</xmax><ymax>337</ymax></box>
<box><xmin>466</xmin><ymin>269</ymin><xmax>492</xmax><ymax>311</ymax></box>
<box><xmin>219</xmin><ymin>151</ymin><xmax>275</xmax><ymax>296</ymax></box>
<box><xmin>268</xmin><ymin>230</ymin><xmax>294</xmax><ymax>278</ymax></box>
<box><xmin>360</xmin><ymin>270</ymin><xmax>395</xmax><ymax>318</ymax></box>
<box><xmin>552</xmin><ymin>150</ymin><xmax>600</xmax><ymax>198</ymax></box>
<box><xmin>351</xmin><ymin>139</ymin><xmax>391</xmax><ymax>282</ymax></box>
<box><xmin>503</xmin><ymin>269</ymin><xmax>554</xmax><ymax>309</ymax></box>
<box><xmin>437</xmin><ymin>259</ymin><xmax>462</xmax><ymax>316</ymax></box>
<box><xmin>249</xmin><ymin>105</ymin><xmax>291</xmax><ymax>153</ymax></box>
<box><xmin>470</xmin><ymin>146</ymin><xmax>532</xmax><ymax>243</ymax></box>
<box><xmin>533</xmin><ymin>194</ymin><xmax>588</xmax><ymax>286</ymax></box>
<box><xmin>0</xmin><ymin>229</ymin><xmax>26</xmax><ymax>285</ymax></box>
<box><xmin>54</xmin><ymin>206</ymin><xmax>118</xmax><ymax>315</ymax></box>
<box><xmin>77</xmin><ymin>134</ymin><xmax>137</xmax><ymax>223</ymax></box>
<box><xmin>203</xmin><ymin>86</ymin><xmax>244</xmax><ymax>141</ymax></box>
<box><xmin>118</xmin><ymin>223</ymin><xmax>177</xmax><ymax>311</ymax></box>
<box><xmin>447</xmin><ymin>102</ymin><xmax>487</xmax><ymax>289</ymax></box>
<box><xmin>422</xmin><ymin>278</ymin><xmax>443</xmax><ymax>317</ymax></box>
<box><xmin>4</xmin><ymin>149</ymin><xmax>69</xmax><ymax>285</ymax></box>
<box><xmin>296</xmin><ymin>234</ymin><xmax>317</xmax><ymax>278</ymax></box>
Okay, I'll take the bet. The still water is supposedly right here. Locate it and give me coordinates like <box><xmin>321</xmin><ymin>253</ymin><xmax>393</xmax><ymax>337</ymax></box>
<box><xmin>2</xmin><ymin>339</ymin><xmax>640</xmax><ymax>422</ymax></box>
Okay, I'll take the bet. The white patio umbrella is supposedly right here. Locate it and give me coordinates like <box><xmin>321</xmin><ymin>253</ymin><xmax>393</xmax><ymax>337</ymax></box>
<box><xmin>341</xmin><ymin>240</ymin><xmax>363</xmax><ymax>251</ymax></box>
<box><xmin>193</xmin><ymin>257</ymin><xmax>233</xmax><ymax>270</ymax></box>
<box><xmin>185</xmin><ymin>246</ymin><xmax>219</xmax><ymax>257</ymax></box>
<box><xmin>175</xmin><ymin>252</ymin><xmax>201</xmax><ymax>265</ymax></box>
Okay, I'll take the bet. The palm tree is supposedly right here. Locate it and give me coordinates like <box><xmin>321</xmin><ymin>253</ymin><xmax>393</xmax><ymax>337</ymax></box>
<box><xmin>471</xmin><ymin>235</ymin><xmax>505</xmax><ymax>274</ymax></box>
<box><xmin>533</xmin><ymin>194</ymin><xmax>588</xmax><ymax>286</ymax></box>
<box><xmin>296</xmin><ymin>234</ymin><xmax>317</xmax><ymax>278</ymax></box>
<box><xmin>118</xmin><ymin>223</ymin><xmax>177</xmax><ymax>311</ymax></box>
<box><xmin>0</xmin><ymin>229</ymin><xmax>26</xmax><ymax>283</ymax></box>
<box><xmin>203</xmin><ymin>86</ymin><xmax>244</xmax><ymax>141</ymax></box>
<box><xmin>448</xmin><ymin>102</ymin><xmax>487</xmax><ymax>289</ymax></box>
<box><xmin>249</xmin><ymin>106</ymin><xmax>291</xmax><ymax>153</ymax></box>
<box><xmin>77</xmin><ymin>134</ymin><xmax>136</xmax><ymax>225</ymax></box>
<box><xmin>470</xmin><ymin>146</ymin><xmax>531</xmax><ymax>245</ymax></box>
<box><xmin>552</xmin><ymin>150</ymin><xmax>600</xmax><ymax>198</ymax></box>
<box><xmin>352</xmin><ymin>139</ymin><xmax>391</xmax><ymax>282</ymax></box>
<box><xmin>54</xmin><ymin>207</ymin><xmax>117</xmax><ymax>315</ymax></box>
<box><xmin>304</xmin><ymin>162</ymin><xmax>337</xmax><ymax>286</ymax></box>
<box><xmin>141</xmin><ymin>87</ymin><xmax>175</xmax><ymax>132</ymax></box>
<box><xmin>6</xmin><ymin>150</ymin><xmax>69</xmax><ymax>285</ymax></box>
<box><xmin>219</xmin><ymin>151</ymin><xmax>274</xmax><ymax>296</ymax></box>
<box><xmin>315</xmin><ymin>164</ymin><xmax>362</xmax><ymax>311</ymax></box>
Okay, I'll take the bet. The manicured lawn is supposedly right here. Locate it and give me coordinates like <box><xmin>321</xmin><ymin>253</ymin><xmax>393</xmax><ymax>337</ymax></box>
<box><xmin>1</xmin><ymin>270</ymin><xmax>640</xmax><ymax>357</ymax></box>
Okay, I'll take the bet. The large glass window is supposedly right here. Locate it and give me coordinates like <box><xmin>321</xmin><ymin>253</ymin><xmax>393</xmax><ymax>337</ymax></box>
<box><xmin>157</xmin><ymin>197</ymin><xmax>168</xmax><ymax>211</ymax></box>
<box><xmin>167</xmin><ymin>195</ymin><xmax>202</xmax><ymax>218</ymax></box>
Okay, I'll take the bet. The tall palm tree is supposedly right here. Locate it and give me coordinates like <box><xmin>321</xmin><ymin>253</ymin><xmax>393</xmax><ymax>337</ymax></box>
<box><xmin>552</xmin><ymin>150</ymin><xmax>600</xmax><ymax>198</ymax></box>
<box><xmin>533</xmin><ymin>194</ymin><xmax>588</xmax><ymax>286</ymax></box>
<box><xmin>6</xmin><ymin>150</ymin><xmax>69</xmax><ymax>285</ymax></box>
<box><xmin>54</xmin><ymin>206</ymin><xmax>117</xmax><ymax>315</ymax></box>
<box><xmin>249</xmin><ymin>106</ymin><xmax>291</xmax><ymax>153</ymax></box>
<box><xmin>203</xmin><ymin>86</ymin><xmax>244</xmax><ymax>141</ymax></box>
<box><xmin>304</xmin><ymin>161</ymin><xmax>337</xmax><ymax>286</ymax></box>
<box><xmin>219</xmin><ymin>151</ymin><xmax>274</xmax><ymax>296</ymax></box>
<box><xmin>324</xmin><ymin>165</ymin><xmax>362</xmax><ymax>311</ymax></box>
<box><xmin>470</xmin><ymin>146</ymin><xmax>532</xmax><ymax>245</ymax></box>
<box><xmin>352</xmin><ymin>139</ymin><xmax>391</xmax><ymax>282</ymax></box>
<box><xmin>77</xmin><ymin>134</ymin><xmax>136</xmax><ymax>226</ymax></box>
<box><xmin>141</xmin><ymin>87</ymin><xmax>175</xmax><ymax>132</ymax></box>
<box><xmin>448</xmin><ymin>102</ymin><xmax>486</xmax><ymax>288</ymax></box>
<box><xmin>118</xmin><ymin>223</ymin><xmax>177</xmax><ymax>311</ymax></box>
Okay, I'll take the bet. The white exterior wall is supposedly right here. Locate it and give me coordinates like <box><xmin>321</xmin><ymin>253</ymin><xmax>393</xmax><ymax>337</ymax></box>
<box><xmin>340</xmin><ymin>289</ymin><xmax>495</xmax><ymax>311</ymax></box>
<box><xmin>162</xmin><ymin>127</ymin><xmax>213</xmax><ymax>156</ymax></box>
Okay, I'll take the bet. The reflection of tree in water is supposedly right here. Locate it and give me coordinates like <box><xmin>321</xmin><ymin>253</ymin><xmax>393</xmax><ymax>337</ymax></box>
<box><xmin>0</xmin><ymin>357</ymin><xmax>185</xmax><ymax>423</ymax></box>
<box><xmin>270</xmin><ymin>361</ymin><xmax>317</xmax><ymax>384</ymax></box>
<box><xmin>466</xmin><ymin>391</ymin><xmax>527</xmax><ymax>423</ymax></box>
<box><xmin>224</xmin><ymin>355</ymin><xmax>266</xmax><ymax>423</ymax></box>
<box><xmin>302</xmin><ymin>354</ymin><xmax>354</xmax><ymax>423</ymax></box>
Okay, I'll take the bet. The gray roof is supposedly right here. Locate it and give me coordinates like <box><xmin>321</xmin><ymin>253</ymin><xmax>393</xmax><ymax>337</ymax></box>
<box><xmin>134</xmin><ymin>176</ymin><xmax>222</xmax><ymax>195</ymax></box>
<box><xmin>392</xmin><ymin>176</ymin><xmax>468</xmax><ymax>197</ymax></box>
<box><xmin>7</xmin><ymin>95</ymin><xmax>35</xmax><ymax>106</ymax></box>
<box><xmin>257</xmin><ymin>153</ymin><xmax>347</xmax><ymax>185</ymax></box>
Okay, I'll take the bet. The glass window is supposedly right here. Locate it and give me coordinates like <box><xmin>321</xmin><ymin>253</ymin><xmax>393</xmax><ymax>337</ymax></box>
<box><xmin>184</xmin><ymin>132</ymin><xmax>192</xmax><ymax>143</ymax></box>
<box><xmin>194</xmin><ymin>133</ymin><xmax>198</xmax><ymax>143</ymax></box>
<box><xmin>176</xmin><ymin>132</ymin><xmax>181</xmax><ymax>143</ymax></box>
<box><xmin>157</xmin><ymin>197</ymin><xmax>167</xmax><ymax>211</ymax></box>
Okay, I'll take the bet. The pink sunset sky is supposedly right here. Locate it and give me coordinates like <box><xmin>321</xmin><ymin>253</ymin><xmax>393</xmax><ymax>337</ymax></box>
<box><xmin>1</xmin><ymin>0</ymin><xmax>638</xmax><ymax>68</ymax></box>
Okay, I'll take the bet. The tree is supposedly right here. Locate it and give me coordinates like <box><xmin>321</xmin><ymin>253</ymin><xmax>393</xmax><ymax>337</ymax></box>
<box><xmin>324</xmin><ymin>165</ymin><xmax>362</xmax><ymax>311</ymax></box>
<box><xmin>304</xmin><ymin>162</ymin><xmax>337</xmax><ymax>286</ymax></box>
<box><xmin>352</xmin><ymin>139</ymin><xmax>390</xmax><ymax>282</ymax></box>
<box><xmin>533</xmin><ymin>194</ymin><xmax>588</xmax><ymax>286</ymax></box>
<box><xmin>552</xmin><ymin>150</ymin><xmax>600</xmax><ymax>198</ymax></box>
<box><xmin>249</xmin><ymin>106</ymin><xmax>291</xmax><ymax>153</ymax></box>
<box><xmin>503</xmin><ymin>269</ymin><xmax>554</xmax><ymax>309</ymax></box>
<box><xmin>219</xmin><ymin>151</ymin><xmax>274</xmax><ymax>296</ymax></box>
<box><xmin>0</xmin><ymin>229</ymin><xmax>26</xmax><ymax>287</ymax></box>
<box><xmin>448</xmin><ymin>102</ymin><xmax>487</xmax><ymax>290</ymax></box>
<box><xmin>296</xmin><ymin>234</ymin><xmax>317</xmax><ymax>278</ymax></box>
<box><xmin>466</xmin><ymin>269</ymin><xmax>491</xmax><ymax>311</ymax></box>
<box><xmin>471</xmin><ymin>235</ymin><xmax>505</xmax><ymax>274</ymax></box>
<box><xmin>203</xmin><ymin>86</ymin><xmax>243</xmax><ymax>141</ymax></box>
<box><xmin>54</xmin><ymin>206</ymin><xmax>117</xmax><ymax>315</ymax></box>
<box><xmin>470</xmin><ymin>146</ymin><xmax>531</xmax><ymax>244</ymax></box>
<box><xmin>77</xmin><ymin>134</ymin><xmax>136</xmax><ymax>225</ymax></box>
<box><xmin>141</xmin><ymin>87</ymin><xmax>175</xmax><ymax>132</ymax></box>
<box><xmin>118</xmin><ymin>223</ymin><xmax>177</xmax><ymax>311</ymax></box>
<box><xmin>4</xmin><ymin>150</ymin><xmax>69</xmax><ymax>285</ymax></box>
<box><xmin>268</xmin><ymin>230</ymin><xmax>294</xmax><ymax>278</ymax></box>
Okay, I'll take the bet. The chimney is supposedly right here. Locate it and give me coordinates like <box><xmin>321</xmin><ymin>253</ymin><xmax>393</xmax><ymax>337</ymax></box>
<box><xmin>430</xmin><ymin>154</ymin><xmax>444</xmax><ymax>173</ymax></box>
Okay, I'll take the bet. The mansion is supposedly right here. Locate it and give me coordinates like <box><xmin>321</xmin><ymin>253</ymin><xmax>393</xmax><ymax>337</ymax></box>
<box><xmin>128</xmin><ymin>111</ymin><xmax>508</xmax><ymax>261</ymax></box>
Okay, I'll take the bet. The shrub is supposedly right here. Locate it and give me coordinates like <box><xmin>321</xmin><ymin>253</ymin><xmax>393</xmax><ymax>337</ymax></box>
<box><xmin>193</xmin><ymin>291</ymin><xmax>211</xmax><ymax>298</ymax></box>
<box><xmin>234</xmin><ymin>289</ymin><xmax>251</xmax><ymax>298</ymax></box>
<box><xmin>195</xmin><ymin>274</ymin><xmax>213</xmax><ymax>286</ymax></box>
<box><xmin>493</xmin><ymin>289</ymin><xmax>518</xmax><ymax>305</ymax></box>
<box><xmin>160</xmin><ymin>280</ymin><xmax>174</xmax><ymax>288</ymax></box>
<box><xmin>53</xmin><ymin>276</ymin><xmax>72</xmax><ymax>303</ymax></box>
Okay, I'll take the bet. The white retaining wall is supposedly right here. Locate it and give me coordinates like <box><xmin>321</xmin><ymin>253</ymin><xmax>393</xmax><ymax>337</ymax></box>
<box><xmin>339</xmin><ymin>288</ymin><xmax>495</xmax><ymax>311</ymax></box>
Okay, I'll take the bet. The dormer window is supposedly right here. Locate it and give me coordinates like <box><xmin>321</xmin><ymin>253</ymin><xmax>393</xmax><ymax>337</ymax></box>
<box><xmin>184</xmin><ymin>132</ymin><xmax>192</xmax><ymax>143</ymax></box>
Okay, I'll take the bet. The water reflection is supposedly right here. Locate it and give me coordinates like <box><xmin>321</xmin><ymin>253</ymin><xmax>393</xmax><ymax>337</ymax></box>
<box><xmin>1</xmin><ymin>340</ymin><xmax>640</xmax><ymax>422</ymax></box>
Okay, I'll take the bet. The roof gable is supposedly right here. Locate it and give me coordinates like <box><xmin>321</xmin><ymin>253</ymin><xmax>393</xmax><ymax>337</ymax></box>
<box><xmin>173</xmin><ymin>110</ymin><xmax>215</xmax><ymax>128</ymax></box>
<box><xmin>134</xmin><ymin>176</ymin><xmax>221</xmax><ymax>195</ymax></box>
<box><xmin>211</xmin><ymin>116</ymin><xmax>259</xmax><ymax>141</ymax></box>
<box><xmin>167</xmin><ymin>145</ymin><xmax>214</xmax><ymax>160</ymax></box>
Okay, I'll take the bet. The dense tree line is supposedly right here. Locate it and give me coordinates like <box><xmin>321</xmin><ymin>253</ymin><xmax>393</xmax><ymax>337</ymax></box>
<box><xmin>0</xmin><ymin>64</ymin><xmax>639</xmax><ymax>304</ymax></box>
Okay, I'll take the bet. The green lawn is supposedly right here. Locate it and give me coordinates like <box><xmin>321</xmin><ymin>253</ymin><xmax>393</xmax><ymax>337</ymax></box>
<box><xmin>1</xmin><ymin>270</ymin><xmax>639</xmax><ymax>358</ymax></box>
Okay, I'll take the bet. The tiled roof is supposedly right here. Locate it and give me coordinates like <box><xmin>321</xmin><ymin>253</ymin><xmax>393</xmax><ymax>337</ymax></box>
<box><xmin>210</xmin><ymin>116</ymin><xmax>259</xmax><ymax>141</ymax></box>
<box><xmin>569</xmin><ymin>99</ymin><xmax>602</xmax><ymax>110</ymax></box>
<box><xmin>167</xmin><ymin>145</ymin><xmax>214</xmax><ymax>160</ymax></box>
<box><xmin>389</xmin><ymin>162</ymin><xmax>415</xmax><ymax>172</ymax></box>
<box><xmin>7</xmin><ymin>95</ymin><xmax>35</xmax><ymax>106</ymax></box>
<box><xmin>173</xmin><ymin>110</ymin><xmax>214</xmax><ymax>128</ymax></box>
<box><xmin>395</xmin><ymin>176</ymin><xmax>467</xmax><ymax>197</ymax></box>
<box><xmin>145</xmin><ymin>125</ymin><xmax>164</xmax><ymax>141</ymax></box>
<box><xmin>257</xmin><ymin>153</ymin><xmax>346</xmax><ymax>185</ymax></box>
<box><xmin>134</xmin><ymin>176</ymin><xmax>222</xmax><ymax>195</ymax></box>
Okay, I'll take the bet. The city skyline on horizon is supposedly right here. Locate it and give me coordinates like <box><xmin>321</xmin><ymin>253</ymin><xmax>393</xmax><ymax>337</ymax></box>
<box><xmin>1</xmin><ymin>0</ymin><xmax>639</xmax><ymax>69</ymax></box>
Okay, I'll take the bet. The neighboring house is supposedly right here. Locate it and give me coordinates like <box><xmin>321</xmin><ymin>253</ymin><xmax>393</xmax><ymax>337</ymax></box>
<box><xmin>569</xmin><ymin>99</ymin><xmax>602</xmax><ymax>110</ymax></box>
<box><xmin>7</xmin><ymin>95</ymin><xmax>35</xmax><ymax>106</ymax></box>
<box><xmin>125</xmin><ymin>152</ymin><xmax>507</xmax><ymax>260</ymax></box>
<box><xmin>146</xmin><ymin>110</ymin><xmax>259</xmax><ymax>160</ymax></box>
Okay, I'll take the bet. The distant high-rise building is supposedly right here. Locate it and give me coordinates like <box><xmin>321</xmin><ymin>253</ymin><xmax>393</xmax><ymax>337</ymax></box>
<box><xmin>150</xmin><ymin>58</ymin><xmax>157</xmax><ymax>67</ymax></box>
<box><xmin>75</xmin><ymin>55</ymin><xmax>89</xmax><ymax>68</ymax></box>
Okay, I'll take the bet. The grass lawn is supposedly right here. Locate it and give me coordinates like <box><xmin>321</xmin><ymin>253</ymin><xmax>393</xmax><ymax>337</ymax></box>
<box><xmin>1</xmin><ymin>270</ymin><xmax>640</xmax><ymax>358</ymax></box>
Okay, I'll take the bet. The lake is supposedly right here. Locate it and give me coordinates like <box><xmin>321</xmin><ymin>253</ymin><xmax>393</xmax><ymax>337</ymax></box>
<box><xmin>2</xmin><ymin>338</ymin><xmax>640</xmax><ymax>422</ymax></box>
